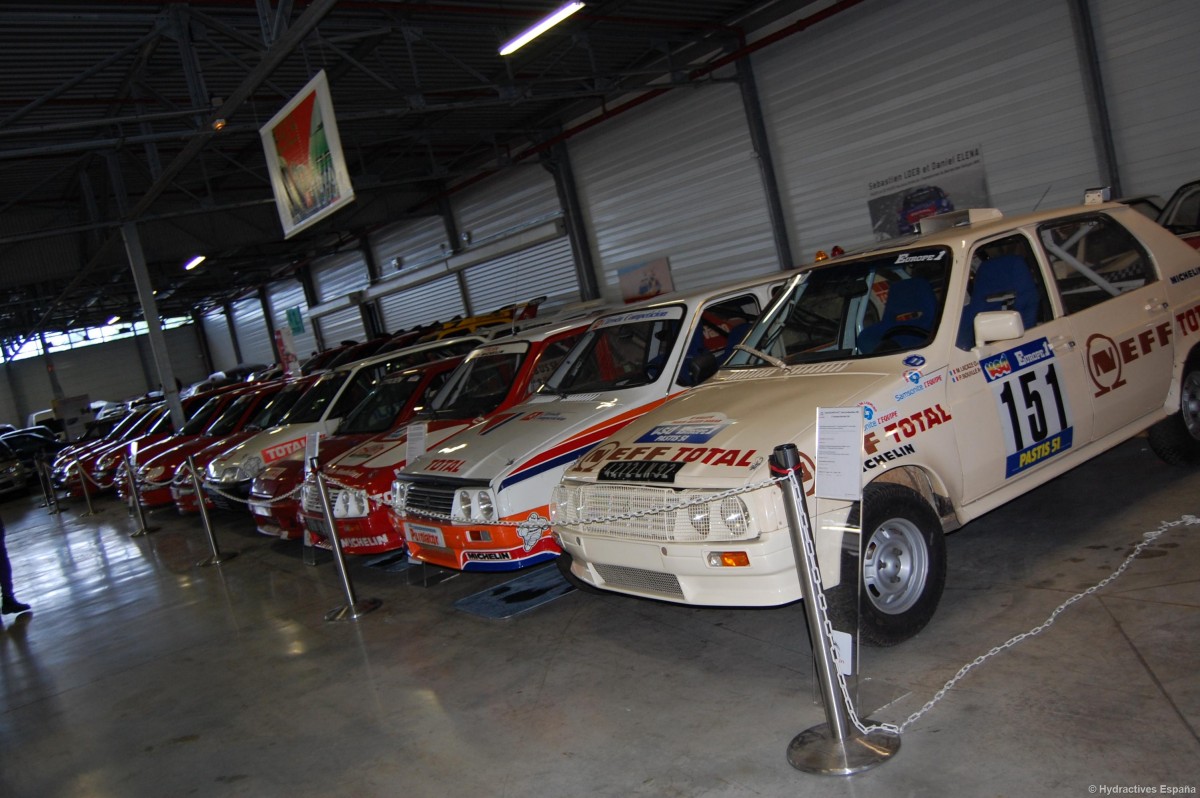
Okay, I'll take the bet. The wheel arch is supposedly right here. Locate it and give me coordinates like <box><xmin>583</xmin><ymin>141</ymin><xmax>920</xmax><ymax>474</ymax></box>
<box><xmin>867</xmin><ymin>464</ymin><xmax>960</xmax><ymax>533</ymax></box>
<box><xmin>1166</xmin><ymin>343</ymin><xmax>1200</xmax><ymax>412</ymax></box>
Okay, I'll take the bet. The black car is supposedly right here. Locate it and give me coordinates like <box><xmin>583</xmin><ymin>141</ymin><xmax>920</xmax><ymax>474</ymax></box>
<box><xmin>0</xmin><ymin>427</ymin><xmax>66</xmax><ymax>475</ymax></box>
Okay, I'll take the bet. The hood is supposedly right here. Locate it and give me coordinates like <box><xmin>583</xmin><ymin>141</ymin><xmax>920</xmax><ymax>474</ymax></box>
<box><xmin>404</xmin><ymin>392</ymin><xmax>674</xmax><ymax>489</ymax></box>
<box><xmin>328</xmin><ymin>418</ymin><xmax>474</xmax><ymax>475</ymax></box>
<box><xmin>564</xmin><ymin>368</ymin><xmax>892</xmax><ymax>486</ymax></box>
<box><xmin>211</xmin><ymin>421</ymin><xmax>331</xmax><ymax>469</ymax></box>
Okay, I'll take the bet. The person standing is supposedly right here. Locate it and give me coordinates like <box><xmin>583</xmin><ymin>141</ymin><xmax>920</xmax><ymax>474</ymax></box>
<box><xmin>1</xmin><ymin>516</ymin><xmax>30</xmax><ymax>615</ymax></box>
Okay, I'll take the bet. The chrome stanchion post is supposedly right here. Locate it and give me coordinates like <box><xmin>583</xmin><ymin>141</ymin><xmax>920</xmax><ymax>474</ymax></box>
<box><xmin>771</xmin><ymin>443</ymin><xmax>898</xmax><ymax>776</ymax></box>
<box><xmin>36</xmin><ymin>456</ymin><xmax>61</xmax><ymax>513</ymax></box>
<box><xmin>75</xmin><ymin>458</ymin><xmax>101</xmax><ymax>517</ymax></box>
<box><xmin>125</xmin><ymin>453</ymin><xmax>158</xmax><ymax>536</ymax></box>
<box><xmin>314</xmin><ymin>465</ymin><xmax>380</xmax><ymax>621</ymax></box>
<box><xmin>189</xmin><ymin>454</ymin><xmax>237</xmax><ymax>567</ymax></box>
<box><xmin>44</xmin><ymin>459</ymin><xmax>64</xmax><ymax>514</ymax></box>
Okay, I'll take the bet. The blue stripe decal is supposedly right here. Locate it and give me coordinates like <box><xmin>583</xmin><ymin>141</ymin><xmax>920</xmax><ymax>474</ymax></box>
<box><xmin>461</xmin><ymin>551</ymin><xmax>557</xmax><ymax>573</ymax></box>
<box><xmin>498</xmin><ymin>443</ymin><xmax>599</xmax><ymax>492</ymax></box>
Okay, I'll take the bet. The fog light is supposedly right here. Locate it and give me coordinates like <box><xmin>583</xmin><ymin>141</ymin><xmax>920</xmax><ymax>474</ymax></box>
<box><xmin>706</xmin><ymin>551</ymin><xmax>750</xmax><ymax>567</ymax></box>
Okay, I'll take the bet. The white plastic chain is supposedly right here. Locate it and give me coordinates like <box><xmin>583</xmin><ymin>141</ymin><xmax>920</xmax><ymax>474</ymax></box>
<box><xmin>783</xmin><ymin>464</ymin><xmax>1200</xmax><ymax>736</ymax></box>
<box><xmin>393</xmin><ymin>474</ymin><xmax>790</xmax><ymax>529</ymax></box>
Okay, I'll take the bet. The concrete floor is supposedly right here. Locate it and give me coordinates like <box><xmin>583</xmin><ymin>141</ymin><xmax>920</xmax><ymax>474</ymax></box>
<box><xmin>1</xmin><ymin>437</ymin><xmax>1198</xmax><ymax>797</ymax></box>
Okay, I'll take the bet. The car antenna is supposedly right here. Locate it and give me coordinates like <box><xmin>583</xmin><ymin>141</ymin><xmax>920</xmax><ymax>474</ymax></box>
<box><xmin>1031</xmin><ymin>183</ymin><xmax>1053</xmax><ymax>212</ymax></box>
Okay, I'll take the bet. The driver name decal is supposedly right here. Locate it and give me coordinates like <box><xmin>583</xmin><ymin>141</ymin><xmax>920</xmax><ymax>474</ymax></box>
<box><xmin>983</xmin><ymin>338</ymin><xmax>1074</xmax><ymax>477</ymax></box>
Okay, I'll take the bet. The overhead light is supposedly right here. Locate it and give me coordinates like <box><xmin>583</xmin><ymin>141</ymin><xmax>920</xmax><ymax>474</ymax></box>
<box><xmin>106</xmin><ymin>315</ymin><xmax>120</xmax><ymax>325</ymax></box>
<box><xmin>499</xmin><ymin>2</ymin><xmax>584</xmax><ymax>56</ymax></box>
<box><xmin>211</xmin><ymin>117</ymin><xmax>227</xmax><ymax>131</ymax></box>
<box><xmin>184</xmin><ymin>255</ymin><xmax>206</xmax><ymax>271</ymax></box>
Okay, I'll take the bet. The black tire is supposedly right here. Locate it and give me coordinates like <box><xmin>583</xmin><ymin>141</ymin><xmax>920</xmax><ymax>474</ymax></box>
<box><xmin>828</xmin><ymin>483</ymin><xmax>946</xmax><ymax>647</ymax></box>
<box><xmin>1148</xmin><ymin>368</ymin><xmax>1200</xmax><ymax>466</ymax></box>
<box><xmin>554</xmin><ymin>551</ymin><xmax>603</xmax><ymax>594</ymax></box>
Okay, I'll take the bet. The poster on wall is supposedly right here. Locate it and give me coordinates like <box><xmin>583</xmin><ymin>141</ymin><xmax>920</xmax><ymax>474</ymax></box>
<box><xmin>866</xmin><ymin>145</ymin><xmax>989</xmax><ymax>240</ymax></box>
<box><xmin>617</xmin><ymin>257</ymin><xmax>674</xmax><ymax>304</ymax></box>
<box><xmin>260</xmin><ymin>70</ymin><xmax>355</xmax><ymax>239</ymax></box>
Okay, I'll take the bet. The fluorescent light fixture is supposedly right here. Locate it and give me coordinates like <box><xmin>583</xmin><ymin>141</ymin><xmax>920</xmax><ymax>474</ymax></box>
<box><xmin>106</xmin><ymin>315</ymin><xmax>120</xmax><ymax>325</ymax></box>
<box><xmin>184</xmin><ymin>254</ymin><xmax>206</xmax><ymax>271</ymax></box>
<box><xmin>499</xmin><ymin>2</ymin><xmax>584</xmax><ymax>56</ymax></box>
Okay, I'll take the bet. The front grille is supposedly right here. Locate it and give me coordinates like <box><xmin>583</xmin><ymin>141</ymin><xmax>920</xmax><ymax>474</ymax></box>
<box><xmin>552</xmin><ymin>483</ymin><xmax>757</xmax><ymax>543</ymax></box>
<box><xmin>593</xmin><ymin>563</ymin><xmax>684</xmax><ymax>599</ymax></box>
<box><xmin>404</xmin><ymin>483</ymin><xmax>456</xmax><ymax>517</ymax></box>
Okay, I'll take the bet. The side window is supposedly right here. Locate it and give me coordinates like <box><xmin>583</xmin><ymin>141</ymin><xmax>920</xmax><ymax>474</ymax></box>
<box><xmin>677</xmin><ymin>294</ymin><xmax>762</xmax><ymax>386</ymax></box>
<box><xmin>1037</xmin><ymin>214</ymin><xmax>1156</xmax><ymax>315</ymax></box>
<box><xmin>957</xmin><ymin>235</ymin><xmax>1053</xmax><ymax>349</ymax></box>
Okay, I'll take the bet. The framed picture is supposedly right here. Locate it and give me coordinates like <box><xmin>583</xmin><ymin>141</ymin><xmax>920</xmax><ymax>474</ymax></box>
<box><xmin>260</xmin><ymin>70</ymin><xmax>355</xmax><ymax>239</ymax></box>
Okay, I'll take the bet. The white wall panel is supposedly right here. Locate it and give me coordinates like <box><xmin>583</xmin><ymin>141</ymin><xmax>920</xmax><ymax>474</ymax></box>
<box><xmin>267</xmin><ymin>278</ymin><xmax>317</xmax><ymax>360</ymax></box>
<box><xmin>1092</xmin><ymin>0</ymin><xmax>1200</xmax><ymax>197</ymax></box>
<box><xmin>378</xmin><ymin>275</ymin><xmax>466</xmax><ymax>332</ymax></box>
<box><xmin>203</xmin><ymin>310</ymin><xmax>237</xmax><ymax>373</ymax></box>
<box><xmin>316</xmin><ymin>308</ymin><xmax>366</xmax><ymax>347</ymax></box>
<box><xmin>462</xmin><ymin>237</ymin><xmax>579</xmax><ymax>315</ymax></box>
<box><xmin>370</xmin><ymin>215</ymin><xmax>450</xmax><ymax>275</ymax></box>
<box><xmin>454</xmin><ymin>163</ymin><xmax>561</xmax><ymax>243</ymax></box>
<box><xmin>755</xmin><ymin>0</ymin><xmax>1099</xmax><ymax>259</ymax></box>
<box><xmin>313</xmin><ymin>250</ymin><xmax>369</xmax><ymax>302</ymax></box>
<box><xmin>230</xmin><ymin>295</ymin><xmax>273</xmax><ymax>366</ymax></box>
<box><xmin>571</xmin><ymin>82</ymin><xmax>779</xmax><ymax>298</ymax></box>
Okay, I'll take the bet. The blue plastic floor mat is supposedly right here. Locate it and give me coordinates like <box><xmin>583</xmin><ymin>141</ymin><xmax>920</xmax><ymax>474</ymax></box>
<box><xmin>454</xmin><ymin>565</ymin><xmax>575</xmax><ymax>619</ymax></box>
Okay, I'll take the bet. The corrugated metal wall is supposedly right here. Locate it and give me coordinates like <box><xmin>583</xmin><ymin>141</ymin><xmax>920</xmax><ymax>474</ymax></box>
<box><xmin>370</xmin><ymin>215</ymin><xmax>450</xmax><ymax>275</ymax></box>
<box><xmin>462</xmin><ymin>237</ymin><xmax>579</xmax><ymax>313</ymax></box>
<box><xmin>571</xmin><ymin>82</ymin><xmax>781</xmax><ymax>296</ymax></box>
<box><xmin>267</xmin><ymin>278</ymin><xmax>318</xmax><ymax>359</ymax></box>
<box><xmin>378</xmin><ymin>274</ymin><xmax>466</xmax><ymax>332</ymax></box>
<box><xmin>311</xmin><ymin>251</ymin><xmax>369</xmax><ymax>344</ymax></box>
<box><xmin>229</xmin><ymin>295</ymin><xmax>273</xmax><ymax>366</ymax></box>
<box><xmin>202</xmin><ymin>310</ymin><xmax>237</xmax><ymax>373</ymax></box>
<box><xmin>1092</xmin><ymin>0</ymin><xmax>1200</xmax><ymax>194</ymax></box>
<box><xmin>454</xmin><ymin>163</ymin><xmax>562</xmax><ymax>242</ymax></box>
<box><xmin>753</xmin><ymin>0</ymin><xmax>1100</xmax><ymax>260</ymax></box>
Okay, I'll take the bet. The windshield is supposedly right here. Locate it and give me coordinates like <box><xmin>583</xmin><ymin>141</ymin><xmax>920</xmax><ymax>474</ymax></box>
<box><xmin>206</xmin><ymin>391</ymin><xmax>258</xmax><ymax>436</ymax></box>
<box><xmin>249</xmin><ymin>384</ymin><xmax>308</xmax><ymax>430</ymax></box>
<box><xmin>727</xmin><ymin>248</ymin><xmax>951</xmax><ymax>366</ymax></box>
<box><xmin>338</xmin><ymin>372</ymin><xmax>427</xmax><ymax>434</ymax></box>
<box><xmin>431</xmin><ymin>344</ymin><xmax>528</xmax><ymax>418</ymax></box>
<box><xmin>544</xmin><ymin>308</ymin><xmax>683</xmax><ymax>394</ymax></box>
<box><xmin>279</xmin><ymin>373</ymin><xmax>345</xmax><ymax>424</ymax></box>
<box><xmin>180</xmin><ymin>396</ymin><xmax>226</xmax><ymax>435</ymax></box>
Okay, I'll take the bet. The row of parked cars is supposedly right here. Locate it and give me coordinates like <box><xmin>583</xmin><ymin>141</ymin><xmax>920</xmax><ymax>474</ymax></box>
<box><xmin>44</xmin><ymin>187</ymin><xmax>1200</xmax><ymax>647</ymax></box>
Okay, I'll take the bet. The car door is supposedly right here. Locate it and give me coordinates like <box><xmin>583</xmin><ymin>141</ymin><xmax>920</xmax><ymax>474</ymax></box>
<box><xmin>1035</xmin><ymin>212</ymin><xmax>1174</xmax><ymax>441</ymax></box>
<box><xmin>947</xmin><ymin>233</ymin><xmax>1095</xmax><ymax>504</ymax></box>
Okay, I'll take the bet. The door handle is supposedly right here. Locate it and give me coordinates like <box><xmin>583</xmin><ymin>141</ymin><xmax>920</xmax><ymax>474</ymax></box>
<box><xmin>1050</xmin><ymin>336</ymin><xmax>1076</xmax><ymax>351</ymax></box>
<box><xmin>1145</xmin><ymin>299</ymin><xmax>1169</xmax><ymax>312</ymax></box>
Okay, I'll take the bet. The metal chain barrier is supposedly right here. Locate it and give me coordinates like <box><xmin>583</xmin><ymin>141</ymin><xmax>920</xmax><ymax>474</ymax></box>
<box><xmin>205</xmin><ymin>481</ymin><xmax>306</xmax><ymax>506</ymax></box>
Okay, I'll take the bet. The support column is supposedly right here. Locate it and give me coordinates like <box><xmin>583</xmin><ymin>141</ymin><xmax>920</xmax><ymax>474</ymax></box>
<box><xmin>735</xmin><ymin>53</ymin><xmax>794</xmax><ymax>271</ymax></box>
<box><xmin>541</xmin><ymin>140</ymin><xmax>600</xmax><ymax>301</ymax></box>
<box><xmin>1068</xmin><ymin>0</ymin><xmax>1122</xmax><ymax>196</ymax></box>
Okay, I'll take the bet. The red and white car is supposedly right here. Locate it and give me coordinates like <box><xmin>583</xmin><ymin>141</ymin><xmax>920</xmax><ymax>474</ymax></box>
<box><xmin>552</xmin><ymin>201</ymin><xmax>1200</xmax><ymax>646</ymax></box>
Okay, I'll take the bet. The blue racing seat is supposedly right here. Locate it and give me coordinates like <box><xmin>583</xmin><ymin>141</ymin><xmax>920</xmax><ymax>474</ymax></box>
<box><xmin>858</xmin><ymin>277</ymin><xmax>937</xmax><ymax>353</ymax></box>
<box><xmin>956</xmin><ymin>255</ymin><xmax>1040</xmax><ymax>348</ymax></box>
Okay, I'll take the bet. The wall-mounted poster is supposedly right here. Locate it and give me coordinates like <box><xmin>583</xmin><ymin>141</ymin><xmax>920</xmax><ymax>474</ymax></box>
<box><xmin>866</xmin><ymin>146</ymin><xmax>990</xmax><ymax>241</ymax></box>
<box><xmin>617</xmin><ymin>257</ymin><xmax>673</xmax><ymax>303</ymax></box>
<box><xmin>260</xmin><ymin>70</ymin><xmax>355</xmax><ymax>239</ymax></box>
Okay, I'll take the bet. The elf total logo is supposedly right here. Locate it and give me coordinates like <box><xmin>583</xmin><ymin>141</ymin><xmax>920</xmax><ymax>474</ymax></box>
<box><xmin>1086</xmin><ymin>333</ymin><xmax>1125</xmax><ymax>396</ymax></box>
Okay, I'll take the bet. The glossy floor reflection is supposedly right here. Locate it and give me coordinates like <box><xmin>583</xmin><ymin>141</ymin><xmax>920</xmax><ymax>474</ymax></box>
<box><xmin>2</xmin><ymin>438</ymin><xmax>1199</xmax><ymax>797</ymax></box>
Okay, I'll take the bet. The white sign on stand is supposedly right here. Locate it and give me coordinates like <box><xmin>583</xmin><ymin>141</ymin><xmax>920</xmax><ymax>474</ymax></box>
<box><xmin>815</xmin><ymin>407</ymin><xmax>864</xmax><ymax>501</ymax></box>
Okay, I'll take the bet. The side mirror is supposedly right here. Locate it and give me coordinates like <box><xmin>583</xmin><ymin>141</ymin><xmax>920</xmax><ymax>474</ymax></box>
<box><xmin>974</xmin><ymin>310</ymin><xmax>1026</xmax><ymax>347</ymax></box>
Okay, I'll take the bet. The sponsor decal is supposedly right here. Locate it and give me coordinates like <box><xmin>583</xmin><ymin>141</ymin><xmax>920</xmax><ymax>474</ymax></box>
<box><xmin>263</xmin><ymin>437</ymin><xmax>306</xmax><ymax>464</ymax></box>
<box><xmin>598</xmin><ymin>460</ymin><xmax>685</xmax><ymax>483</ymax></box>
<box><xmin>520</xmin><ymin>411</ymin><xmax>567</xmax><ymax>422</ymax></box>
<box><xmin>406</xmin><ymin>523</ymin><xmax>445</xmax><ymax>548</ymax></box>
<box><xmin>518</xmin><ymin>512</ymin><xmax>547</xmax><ymax>551</ymax></box>
<box><xmin>895</xmin><ymin>251</ymin><xmax>946</xmax><ymax>264</ymax></box>
<box><xmin>1086</xmin><ymin>323</ymin><xmax>1172</xmax><ymax>397</ymax></box>
<box><xmin>574</xmin><ymin>441</ymin><xmax>622</xmax><ymax>473</ymax></box>
<box><xmin>983</xmin><ymin>338</ymin><xmax>1074</xmax><ymax>477</ymax></box>
<box><xmin>860</xmin><ymin>402</ymin><xmax>878</xmax><ymax>426</ymax></box>
<box><xmin>426</xmin><ymin>458</ymin><xmax>466</xmax><ymax>473</ymax></box>
<box><xmin>862</xmin><ymin>443</ymin><xmax>916</xmax><ymax>472</ymax></box>
<box><xmin>903</xmin><ymin>355</ymin><xmax>926</xmax><ymax>368</ymax></box>
<box><xmin>466</xmin><ymin>551</ymin><xmax>513</xmax><ymax>561</ymax></box>
<box><xmin>636</xmin><ymin>413</ymin><xmax>733</xmax><ymax>444</ymax></box>
<box><xmin>894</xmin><ymin>368</ymin><xmax>944</xmax><ymax>402</ymax></box>
<box><xmin>1171</xmin><ymin>267</ymin><xmax>1200</xmax><ymax>285</ymax></box>
<box><xmin>950</xmin><ymin>362</ymin><xmax>982</xmax><ymax>383</ymax></box>
<box><xmin>864</xmin><ymin>404</ymin><xmax>951</xmax><ymax>455</ymax></box>
<box><xmin>339</xmin><ymin>534</ymin><xmax>391</xmax><ymax>549</ymax></box>
<box><xmin>594</xmin><ymin>307</ymin><xmax>679</xmax><ymax>327</ymax></box>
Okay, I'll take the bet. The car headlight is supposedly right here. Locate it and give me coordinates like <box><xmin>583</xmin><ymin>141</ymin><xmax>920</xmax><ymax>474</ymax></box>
<box><xmin>173</xmin><ymin>464</ymin><xmax>192</xmax><ymax>485</ymax></box>
<box><xmin>333</xmin><ymin>488</ymin><xmax>369</xmax><ymax>518</ymax></box>
<box><xmin>688</xmin><ymin>504</ymin><xmax>711</xmax><ymax>536</ymax></box>
<box><xmin>236</xmin><ymin>455</ymin><xmax>265</xmax><ymax>481</ymax></box>
<box><xmin>720</xmin><ymin>496</ymin><xmax>750</xmax><ymax>536</ymax></box>
<box><xmin>141</xmin><ymin>466</ymin><xmax>165</xmax><ymax>483</ymax></box>
<box><xmin>453</xmin><ymin>488</ymin><xmax>498</xmax><ymax>521</ymax></box>
<box><xmin>97</xmin><ymin>454</ymin><xmax>118</xmax><ymax>472</ymax></box>
<box><xmin>476</xmin><ymin>490</ymin><xmax>494</xmax><ymax>520</ymax></box>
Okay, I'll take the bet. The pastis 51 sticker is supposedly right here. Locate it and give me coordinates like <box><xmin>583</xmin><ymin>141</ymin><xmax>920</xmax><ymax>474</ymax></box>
<box><xmin>980</xmin><ymin>338</ymin><xmax>1074</xmax><ymax>477</ymax></box>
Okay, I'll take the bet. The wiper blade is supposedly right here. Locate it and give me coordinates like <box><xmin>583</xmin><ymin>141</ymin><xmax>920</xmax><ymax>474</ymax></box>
<box><xmin>733</xmin><ymin>343</ymin><xmax>788</xmax><ymax>369</ymax></box>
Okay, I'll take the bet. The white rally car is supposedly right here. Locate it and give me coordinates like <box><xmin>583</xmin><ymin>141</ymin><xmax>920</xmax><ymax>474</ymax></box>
<box><xmin>390</xmin><ymin>273</ymin><xmax>793</xmax><ymax>572</ymax></box>
<box><xmin>551</xmin><ymin>201</ymin><xmax>1200</xmax><ymax>646</ymax></box>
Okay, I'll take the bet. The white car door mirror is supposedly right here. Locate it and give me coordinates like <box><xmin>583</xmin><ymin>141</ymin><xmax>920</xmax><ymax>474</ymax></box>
<box><xmin>974</xmin><ymin>310</ymin><xmax>1026</xmax><ymax>347</ymax></box>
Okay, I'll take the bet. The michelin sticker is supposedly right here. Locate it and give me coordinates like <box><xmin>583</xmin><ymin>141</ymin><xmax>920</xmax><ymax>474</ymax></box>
<box><xmin>981</xmin><ymin>337</ymin><xmax>1074</xmax><ymax>477</ymax></box>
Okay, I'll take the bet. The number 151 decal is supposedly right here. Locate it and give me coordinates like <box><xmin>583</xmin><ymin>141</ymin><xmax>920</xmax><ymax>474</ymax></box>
<box><xmin>980</xmin><ymin>338</ymin><xmax>1075</xmax><ymax>478</ymax></box>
